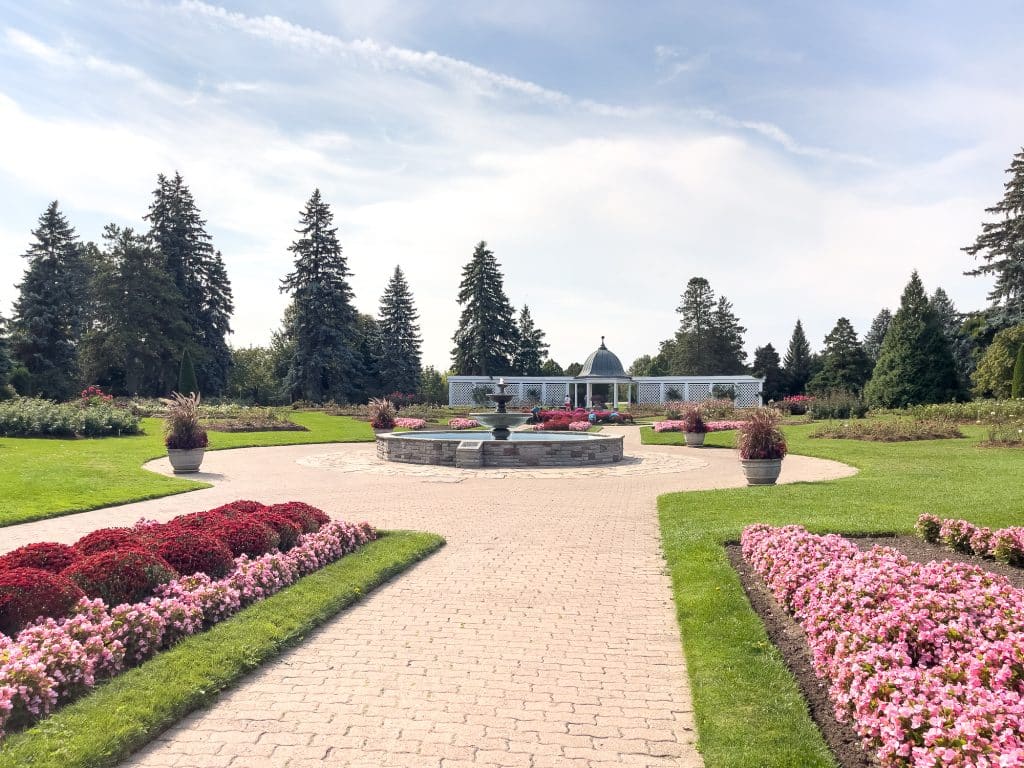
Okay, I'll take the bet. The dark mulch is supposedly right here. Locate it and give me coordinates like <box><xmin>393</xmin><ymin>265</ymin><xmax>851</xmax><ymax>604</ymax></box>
<box><xmin>728</xmin><ymin>534</ymin><xmax>1024</xmax><ymax>768</ymax></box>
<box><xmin>203</xmin><ymin>420</ymin><xmax>307</xmax><ymax>433</ymax></box>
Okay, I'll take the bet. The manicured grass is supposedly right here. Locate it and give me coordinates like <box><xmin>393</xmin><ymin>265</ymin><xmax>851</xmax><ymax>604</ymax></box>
<box><xmin>0</xmin><ymin>530</ymin><xmax>444</xmax><ymax>768</ymax></box>
<box><xmin>655</xmin><ymin>423</ymin><xmax>1023</xmax><ymax>767</ymax></box>
<box><xmin>0</xmin><ymin>412</ymin><xmax>374</xmax><ymax>528</ymax></box>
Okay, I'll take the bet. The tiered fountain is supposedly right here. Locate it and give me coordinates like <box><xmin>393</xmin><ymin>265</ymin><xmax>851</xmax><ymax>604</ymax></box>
<box><xmin>471</xmin><ymin>378</ymin><xmax>531</xmax><ymax>440</ymax></box>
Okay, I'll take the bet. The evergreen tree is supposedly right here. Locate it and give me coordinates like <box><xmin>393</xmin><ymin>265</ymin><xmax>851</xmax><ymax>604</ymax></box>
<box><xmin>269</xmin><ymin>304</ymin><xmax>297</xmax><ymax>402</ymax></box>
<box><xmin>751</xmin><ymin>344</ymin><xmax>784</xmax><ymax>402</ymax></box>
<box><xmin>512</xmin><ymin>305</ymin><xmax>549</xmax><ymax>375</ymax></box>
<box><xmin>930</xmin><ymin>287</ymin><xmax>971</xmax><ymax>392</ymax></box>
<box><xmin>863</xmin><ymin>309</ymin><xmax>892</xmax><ymax>364</ymax></box>
<box><xmin>668</xmin><ymin>277</ymin><xmax>717</xmax><ymax>373</ymax></box>
<box><xmin>178</xmin><ymin>348</ymin><xmax>199</xmax><ymax>395</ymax></box>
<box><xmin>1013</xmin><ymin>343</ymin><xmax>1024</xmax><ymax>399</ymax></box>
<box><xmin>450</xmin><ymin>241</ymin><xmax>518</xmax><ymax>375</ymax></box>
<box><xmin>0</xmin><ymin>312</ymin><xmax>13</xmax><ymax>394</ymax></box>
<box><xmin>782</xmin><ymin>319</ymin><xmax>814</xmax><ymax>395</ymax></box>
<box><xmin>972</xmin><ymin>324</ymin><xmax>1024</xmax><ymax>398</ymax></box>
<box><xmin>540</xmin><ymin>358</ymin><xmax>564</xmax><ymax>376</ymax></box>
<box><xmin>81</xmin><ymin>225</ymin><xmax>189</xmax><ymax>395</ymax></box>
<box><xmin>377</xmin><ymin>266</ymin><xmax>422</xmax><ymax>395</ymax></box>
<box><xmin>865</xmin><ymin>271</ymin><xmax>960</xmax><ymax>407</ymax></box>
<box><xmin>807</xmin><ymin>318</ymin><xmax>872</xmax><ymax>394</ymax></box>
<box><xmin>10</xmin><ymin>202</ymin><xmax>90</xmax><ymax>399</ymax></box>
<box><xmin>280</xmin><ymin>189</ymin><xmax>361</xmax><ymax>403</ymax></box>
<box><xmin>146</xmin><ymin>172</ymin><xmax>234</xmax><ymax>394</ymax></box>
<box><xmin>963</xmin><ymin>148</ymin><xmax>1024</xmax><ymax>330</ymax></box>
<box><xmin>354</xmin><ymin>313</ymin><xmax>382</xmax><ymax>401</ymax></box>
<box><xmin>708</xmin><ymin>296</ymin><xmax>748</xmax><ymax>373</ymax></box>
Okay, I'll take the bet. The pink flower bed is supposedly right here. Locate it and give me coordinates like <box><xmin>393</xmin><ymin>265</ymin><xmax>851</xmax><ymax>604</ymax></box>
<box><xmin>916</xmin><ymin>514</ymin><xmax>1024</xmax><ymax>566</ymax></box>
<box><xmin>0</xmin><ymin>514</ymin><xmax>375</xmax><ymax>741</ymax></box>
<box><xmin>742</xmin><ymin>523</ymin><xmax>1024</xmax><ymax>767</ymax></box>
<box><xmin>393</xmin><ymin>417</ymin><xmax>426</xmax><ymax>430</ymax></box>
<box><xmin>448</xmin><ymin>418</ymin><xmax>479</xmax><ymax>430</ymax></box>
<box><xmin>568</xmin><ymin>421</ymin><xmax>591</xmax><ymax>432</ymax></box>
<box><xmin>652</xmin><ymin>420</ymin><xmax>745</xmax><ymax>433</ymax></box>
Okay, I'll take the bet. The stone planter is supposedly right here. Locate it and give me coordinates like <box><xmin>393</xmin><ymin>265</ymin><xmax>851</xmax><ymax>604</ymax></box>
<box><xmin>684</xmin><ymin>431</ymin><xmax>706</xmax><ymax>447</ymax></box>
<box><xmin>167</xmin><ymin>447</ymin><xmax>205</xmax><ymax>474</ymax></box>
<box><xmin>741</xmin><ymin>458</ymin><xmax>783</xmax><ymax>486</ymax></box>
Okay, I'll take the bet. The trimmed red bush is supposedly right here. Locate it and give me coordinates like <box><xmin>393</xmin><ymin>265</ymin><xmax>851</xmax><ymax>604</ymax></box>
<box><xmin>0</xmin><ymin>568</ymin><xmax>86</xmax><ymax>635</ymax></box>
<box><xmin>63</xmin><ymin>549</ymin><xmax>178</xmax><ymax>606</ymax></box>
<box><xmin>268</xmin><ymin>502</ymin><xmax>329</xmax><ymax>533</ymax></box>
<box><xmin>170</xmin><ymin>509</ymin><xmax>229</xmax><ymax>531</ymax></box>
<box><xmin>207</xmin><ymin>500</ymin><xmax>269</xmax><ymax>519</ymax></box>
<box><xmin>213</xmin><ymin>518</ymin><xmax>280</xmax><ymax>558</ymax></box>
<box><xmin>75</xmin><ymin>527</ymin><xmax>145</xmax><ymax>556</ymax></box>
<box><xmin>0</xmin><ymin>542</ymin><xmax>82</xmax><ymax>574</ymax></box>
<box><xmin>152</xmin><ymin>530</ymin><xmax>235</xmax><ymax>578</ymax></box>
<box><xmin>251</xmin><ymin>511</ymin><xmax>302</xmax><ymax>551</ymax></box>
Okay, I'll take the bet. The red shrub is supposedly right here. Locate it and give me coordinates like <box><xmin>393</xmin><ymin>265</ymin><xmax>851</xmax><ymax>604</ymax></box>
<box><xmin>0</xmin><ymin>542</ymin><xmax>82</xmax><ymax>574</ymax></box>
<box><xmin>207</xmin><ymin>500</ymin><xmax>269</xmax><ymax>519</ymax></box>
<box><xmin>171</xmin><ymin>509</ymin><xmax>229</xmax><ymax>531</ymax></box>
<box><xmin>251</xmin><ymin>511</ymin><xmax>302</xmax><ymax>551</ymax></box>
<box><xmin>267</xmin><ymin>502</ymin><xmax>329</xmax><ymax>533</ymax></box>
<box><xmin>0</xmin><ymin>568</ymin><xmax>86</xmax><ymax>635</ymax></box>
<box><xmin>213</xmin><ymin>518</ymin><xmax>280</xmax><ymax>558</ymax></box>
<box><xmin>75</xmin><ymin>527</ymin><xmax>145</xmax><ymax>556</ymax></box>
<box><xmin>152</xmin><ymin>530</ymin><xmax>234</xmax><ymax>577</ymax></box>
<box><xmin>63</xmin><ymin>549</ymin><xmax>178</xmax><ymax>606</ymax></box>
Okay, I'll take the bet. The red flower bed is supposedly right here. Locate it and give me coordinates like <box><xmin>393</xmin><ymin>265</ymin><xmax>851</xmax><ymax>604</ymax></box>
<box><xmin>62</xmin><ymin>549</ymin><xmax>178</xmax><ymax>606</ymax></box>
<box><xmin>152</xmin><ymin>530</ymin><xmax>234</xmax><ymax>578</ymax></box>
<box><xmin>0</xmin><ymin>542</ymin><xmax>82</xmax><ymax>574</ymax></box>
<box><xmin>251</xmin><ymin>511</ymin><xmax>302</xmax><ymax>551</ymax></box>
<box><xmin>171</xmin><ymin>509</ymin><xmax>229</xmax><ymax>531</ymax></box>
<box><xmin>208</xmin><ymin>500</ymin><xmax>269</xmax><ymax>518</ymax></box>
<box><xmin>0</xmin><ymin>568</ymin><xmax>86</xmax><ymax>635</ymax></box>
<box><xmin>74</xmin><ymin>528</ymin><xmax>145</xmax><ymax>556</ymax></box>
<box><xmin>212</xmin><ymin>518</ymin><xmax>280</xmax><ymax>558</ymax></box>
<box><xmin>268</xmin><ymin>502</ymin><xmax>329</xmax><ymax>533</ymax></box>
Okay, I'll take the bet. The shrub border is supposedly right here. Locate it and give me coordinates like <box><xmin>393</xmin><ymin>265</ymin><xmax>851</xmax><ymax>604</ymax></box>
<box><xmin>0</xmin><ymin>530</ymin><xmax>444</xmax><ymax>768</ymax></box>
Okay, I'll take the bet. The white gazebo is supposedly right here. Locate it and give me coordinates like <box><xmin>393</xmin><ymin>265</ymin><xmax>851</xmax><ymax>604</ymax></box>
<box><xmin>569</xmin><ymin>336</ymin><xmax>634</xmax><ymax>409</ymax></box>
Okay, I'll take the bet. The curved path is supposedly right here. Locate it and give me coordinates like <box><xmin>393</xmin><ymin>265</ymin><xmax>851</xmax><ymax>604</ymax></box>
<box><xmin>3</xmin><ymin>428</ymin><xmax>854</xmax><ymax>768</ymax></box>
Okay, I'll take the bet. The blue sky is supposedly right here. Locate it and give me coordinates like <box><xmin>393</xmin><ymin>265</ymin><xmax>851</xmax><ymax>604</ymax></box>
<box><xmin>1</xmin><ymin>1</ymin><xmax>1021</xmax><ymax>370</ymax></box>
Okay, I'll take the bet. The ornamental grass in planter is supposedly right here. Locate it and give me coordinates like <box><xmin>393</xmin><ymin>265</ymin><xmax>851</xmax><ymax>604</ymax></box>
<box><xmin>161</xmin><ymin>392</ymin><xmax>208</xmax><ymax>473</ymax></box>
<box><xmin>679</xmin><ymin>404</ymin><xmax>708</xmax><ymax>447</ymax></box>
<box><xmin>736</xmin><ymin>407</ymin><xmax>787</xmax><ymax>485</ymax></box>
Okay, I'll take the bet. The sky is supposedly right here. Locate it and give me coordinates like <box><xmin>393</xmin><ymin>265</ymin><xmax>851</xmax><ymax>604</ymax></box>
<box><xmin>1</xmin><ymin>1</ymin><xmax>1022</xmax><ymax>371</ymax></box>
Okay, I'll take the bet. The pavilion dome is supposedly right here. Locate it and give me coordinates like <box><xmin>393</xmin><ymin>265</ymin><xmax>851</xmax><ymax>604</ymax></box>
<box><xmin>577</xmin><ymin>337</ymin><xmax>629</xmax><ymax>378</ymax></box>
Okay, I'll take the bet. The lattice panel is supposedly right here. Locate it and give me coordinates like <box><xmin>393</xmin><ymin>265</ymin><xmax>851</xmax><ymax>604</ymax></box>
<box><xmin>543</xmin><ymin>382</ymin><xmax>568</xmax><ymax>405</ymax></box>
<box><xmin>638</xmin><ymin>382</ymin><xmax>662</xmax><ymax>403</ymax></box>
<box><xmin>688</xmin><ymin>382</ymin><xmax>712</xmax><ymax>402</ymax></box>
<box><xmin>734</xmin><ymin>381</ymin><xmax>761</xmax><ymax>407</ymax></box>
<box><xmin>448</xmin><ymin>381</ymin><xmax>476</xmax><ymax>406</ymax></box>
<box><xmin>514</xmin><ymin>382</ymin><xmax>543</xmax><ymax>406</ymax></box>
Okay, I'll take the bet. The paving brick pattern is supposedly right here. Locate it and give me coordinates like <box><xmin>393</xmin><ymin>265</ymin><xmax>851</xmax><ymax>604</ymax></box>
<box><xmin>2</xmin><ymin>428</ymin><xmax>855</xmax><ymax>767</ymax></box>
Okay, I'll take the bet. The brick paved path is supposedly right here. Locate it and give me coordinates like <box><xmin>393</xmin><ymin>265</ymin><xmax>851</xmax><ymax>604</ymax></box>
<box><xmin>3</xmin><ymin>428</ymin><xmax>854</xmax><ymax>767</ymax></box>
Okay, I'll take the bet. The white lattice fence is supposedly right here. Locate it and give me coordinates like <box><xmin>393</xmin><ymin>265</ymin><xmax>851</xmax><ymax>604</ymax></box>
<box><xmin>544</xmin><ymin>382</ymin><xmax>568</xmax><ymax>405</ymax></box>
<box><xmin>687</xmin><ymin>382</ymin><xmax>711</xmax><ymax>402</ymax></box>
<box><xmin>638</xmin><ymin>382</ymin><xmax>661</xmax><ymax>404</ymax></box>
<box><xmin>448</xmin><ymin>381</ymin><xmax>476</xmax><ymax>406</ymax></box>
<box><xmin>734</xmin><ymin>382</ymin><xmax>761</xmax><ymax>407</ymax></box>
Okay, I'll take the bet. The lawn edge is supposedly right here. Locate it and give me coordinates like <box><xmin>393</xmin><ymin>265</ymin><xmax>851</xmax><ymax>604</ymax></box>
<box><xmin>0</xmin><ymin>530</ymin><xmax>445</xmax><ymax>768</ymax></box>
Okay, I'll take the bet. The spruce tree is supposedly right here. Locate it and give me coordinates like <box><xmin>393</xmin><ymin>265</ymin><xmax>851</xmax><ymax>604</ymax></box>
<box><xmin>0</xmin><ymin>312</ymin><xmax>13</xmax><ymax>394</ymax></box>
<box><xmin>807</xmin><ymin>318</ymin><xmax>871</xmax><ymax>394</ymax></box>
<box><xmin>1012</xmin><ymin>343</ymin><xmax>1024</xmax><ymax>399</ymax></box>
<box><xmin>782</xmin><ymin>319</ymin><xmax>814</xmax><ymax>395</ymax></box>
<box><xmin>450</xmin><ymin>241</ymin><xmax>518</xmax><ymax>375</ymax></box>
<box><xmin>11</xmin><ymin>201</ymin><xmax>89</xmax><ymax>399</ymax></box>
<box><xmin>708</xmin><ymin>295</ymin><xmax>747</xmax><ymax>373</ymax></box>
<box><xmin>377</xmin><ymin>266</ymin><xmax>422</xmax><ymax>395</ymax></box>
<box><xmin>863</xmin><ymin>309</ymin><xmax>892</xmax><ymax>364</ymax></box>
<box><xmin>146</xmin><ymin>172</ymin><xmax>234</xmax><ymax>394</ymax></box>
<box><xmin>865</xmin><ymin>271</ymin><xmax>960</xmax><ymax>407</ymax></box>
<box><xmin>930</xmin><ymin>287</ymin><xmax>971</xmax><ymax>392</ymax></box>
<box><xmin>178</xmin><ymin>348</ymin><xmax>199</xmax><ymax>395</ymax></box>
<box><xmin>669</xmin><ymin>277</ymin><xmax>717</xmax><ymax>373</ymax></box>
<box><xmin>353</xmin><ymin>313</ymin><xmax>382</xmax><ymax>401</ymax></box>
<box><xmin>513</xmin><ymin>305</ymin><xmax>549</xmax><ymax>375</ymax></box>
<box><xmin>963</xmin><ymin>148</ymin><xmax>1024</xmax><ymax>330</ymax></box>
<box><xmin>81</xmin><ymin>225</ymin><xmax>189</xmax><ymax>396</ymax></box>
<box><xmin>751</xmin><ymin>344</ymin><xmax>784</xmax><ymax>402</ymax></box>
<box><xmin>280</xmin><ymin>190</ymin><xmax>360</xmax><ymax>403</ymax></box>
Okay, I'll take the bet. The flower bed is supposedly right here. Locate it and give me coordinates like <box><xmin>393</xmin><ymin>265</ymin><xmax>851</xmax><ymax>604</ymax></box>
<box><xmin>652</xmin><ymin>420</ymin><xmax>746</xmax><ymax>433</ymax></box>
<box><xmin>393</xmin><ymin>417</ymin><xmax>426</xmax><ymax>430</ymax></box>
<box><xmin>810</xmin><ymin>420</ymin><xmax>963</xmax><ymax>442</ymax></box>
<box><xmin>742</xmin><ymin>523</ymin><xmax>1024</xmax><ymax>767</ymax></box>
<box><xmin>447</xmin><ymin>418</ymin><xmax>480</xmax><ymax>430</ymax></box>
<box><xmin>916</xmin><ymin>513</ymin><xmax>1024</xmax><ymax>566</ymax></box>
<box><xmin>0</xmin><ymin>503</ymin><xmax>375</xmax><ymax>741</ymax></box>
<box><xmin>0</xmin><ymin>398</ymin><xmax>141</xmax><ymax>438</ymax></box>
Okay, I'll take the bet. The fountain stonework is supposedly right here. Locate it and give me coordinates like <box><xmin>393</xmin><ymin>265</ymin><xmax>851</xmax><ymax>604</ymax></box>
<box><xmin>376</xmin><ymin>378</ymin><xmax>624</xmax><ymax>469</ymax></box>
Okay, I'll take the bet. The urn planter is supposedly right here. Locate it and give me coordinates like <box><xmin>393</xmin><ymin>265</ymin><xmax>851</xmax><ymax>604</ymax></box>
<box><xmin>684</xmin><ymin>432</ymin><xmax>706</xmax><ymax>447</ymax></box>
<box><xmin>167</xmin><ymin>447</ymin><xmax>205</xmax><ymax>474</ymax></box>
<box><xmin>741</xmin><ymin>458</ymin><xmax>782</xmax><ymax>486</ymax></box>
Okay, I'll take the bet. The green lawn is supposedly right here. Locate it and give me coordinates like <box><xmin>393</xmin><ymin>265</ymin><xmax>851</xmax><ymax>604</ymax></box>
<box><xmin>0</xmin><ymin>530</ymin><xmax>444</xmax><ymax>768</ymax></box>
<box><xmin>0</xmin><ymin>412</ymin><xmax>374</xmax><ymax>528</ymax></box>
<box><xmin>652</xmin><ymin>423</ymin><xmax>1024</xmax><ymax>767</ymax></box>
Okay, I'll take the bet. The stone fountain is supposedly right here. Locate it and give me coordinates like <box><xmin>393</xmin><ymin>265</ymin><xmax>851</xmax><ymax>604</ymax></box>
<box><xmin>471</xmin><ymin>378</ymin><xmax>531</xmax><ymax>440</ymax></box>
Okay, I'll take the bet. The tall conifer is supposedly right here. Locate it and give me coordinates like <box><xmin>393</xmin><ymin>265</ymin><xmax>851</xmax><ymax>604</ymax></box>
<box><xmin>0</xmin><ymin>312</ymin><xmax>12</xmax><ymax>393</ymax></box>
<box><xmin>751</xmin><ymin>344</ymin><xmax>784</xmax><ymax>402</ymax></box>
<box><xmin>377</xmin><ymin>266</ymin><xmax>422</xmax><ymax>394</ymax></box>
<box><xmin>807</xmin><ymin>318</ymin><xmax>871</xmax><ymax>394</ymax></box>
<box><xmin>782</xmin><ymin>319</ymin><xmax>814</xmax><ymax>395</ymax></box>
<box><xmin>863</xmin><ymin>309</ymin><xmax>892</xmax><ymax>364</ymax></box>
<box><xmin>451</xmin><ymin>241</ymin><xmax>518</xmax><ymax>375</ymax></box>
<box><xmin>513</xmin><ymin>305</ymin><xmax>549</xmax><ymax>375</ymax></box>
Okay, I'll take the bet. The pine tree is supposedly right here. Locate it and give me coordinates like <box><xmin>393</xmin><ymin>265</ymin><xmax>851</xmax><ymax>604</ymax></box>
<box><xmin>708</xmin><ymin>296</ymin><xmax>748</xmax><ymax>373</ymax></box>
<box><xmin>1012</xmin><ymin>343</ymin><xmax>1024</xmax><ymax>399</ymax></box>
<box><xmin>80</xmin><ymin>225</ymin><xmax>189</xmax><ymax>396</ymax></box>
<box><xmin>782</xmin><ymin>319</ymin><xmax>814</xmax><ymax>395</ymax></box>
<box><xmin>280</xmin><ymin>190</ymin><xmax>360</xmax><ymax>403</ymax></box>
<box><xmin>668</xmin><ymin>277</ymin><xmax>717</xmax><ymax>374</ymax></box>
<box><xmin>807</xmin><ymin>318</ymin><xmax>872</xmax><ymax>394</ymax></box>
<box><xmin>10</xmin><ymin>201</ymin><xmax>89</xmax><ymax>399</ymax></box>
<box><xmin>865</xmin><ymin>271</ymin><xmax>960</xmax><ymax>407</ymax></box>
<box><xmin>450</xmin><ymin>241</ymin><xmax>518</xmax><ymax>375</ymax></box>
<box><xmin>146</xmin><ymin>172</ymin><xmax>234</xmax><ymax>394</ymax></box>
<box><xmin>863</xmin><ymin>309</ymin><xmax>892</xmax><ymax>364</ymax></box>
<box><xmin>178</xmin><ymin>348</ymin><xmax>199</xmax><ymax>395</ymax></box>
<box><xmin>751</xmin><ymin>344</ymin><xmax>784</xmax><ymax>402</ymax></box>
<box><xmin>963</xmin><ymin>148</ymin><xmax>1024</xmax><ymax>330</ymax></box>
<box><xmin>377</xmin><ymin>266</ymin><xmax>422</xmax><ymax>395</ymax></box>
<box><xmin>513</xmin><ymin>305</ymin><xmax>549</xmax><ymax>375</ymax></box>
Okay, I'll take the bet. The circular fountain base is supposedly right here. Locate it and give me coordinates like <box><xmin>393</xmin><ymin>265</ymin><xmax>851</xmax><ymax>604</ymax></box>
<box><xmin>376</xmin><ymin>431</ymin><xmax>624</xmax><ymax>469</ymax></box>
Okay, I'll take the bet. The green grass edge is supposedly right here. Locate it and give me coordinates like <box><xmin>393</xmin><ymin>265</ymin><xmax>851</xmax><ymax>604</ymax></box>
<box><xmin>0</xmin><ymin>530</ymin><xmax>445</xmax><ymax>768</ymax></box>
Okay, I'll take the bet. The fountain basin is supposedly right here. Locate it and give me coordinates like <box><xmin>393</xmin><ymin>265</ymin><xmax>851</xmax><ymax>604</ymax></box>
<box><xmin>376</xmin><ymin>430</ymin><xmax>624</xmax><ymax>469</ymax></box>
